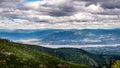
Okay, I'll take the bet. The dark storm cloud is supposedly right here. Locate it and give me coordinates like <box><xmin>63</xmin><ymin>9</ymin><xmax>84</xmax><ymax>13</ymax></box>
<box><xmin>0</xmin><ymin>0</ymin><xmax>21</xmax><ymax>2</ymax></box>
<box><xmin>39</xmin><ymin>0</ymin><xmax>120</xmax><ymax>17</ymax></box>
<box><xmin>0</xmin><ymin>0</ymin><xmax>23</xmax><ymax>8</ymax></box>
<box><xmin>81</xmin><ymin>0</ymin><xmax>120</xmax><ymax>9</ymax></box>
<box><xmin>37</xmin><ymin>0</ymin><xmax>78</xmax><ymax>17</ymax></box>
<box><xmin>47</xmin><ymin>6</ymin><xmax>76</xmax><ymax>17</ymax></box>
<box><xmin>99</xmin><ymin>9</ymin><xmax>120</xmax><ymax>15</ymax></box>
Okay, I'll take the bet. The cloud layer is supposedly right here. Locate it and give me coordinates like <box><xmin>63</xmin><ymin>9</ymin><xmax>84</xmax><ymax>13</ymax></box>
<box><xmin>0</xmin><ymin>0</ymin><xmax>120</xmax><ymax>29</ymax></box>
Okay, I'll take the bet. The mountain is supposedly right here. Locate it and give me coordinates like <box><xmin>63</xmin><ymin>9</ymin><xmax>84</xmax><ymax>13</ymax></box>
<box><xmin>25</xmin><ymin>45</ymin><xmax>109</xmax><ymax>68</ymax></box>
<box><xmin>0</xmin><ymin>29</ymin><xmax>120</xmax><ymax>45</ymax></box>
<box><xmin>0</xmin><ymin>39</ymin><xmax>89</xmax><ymax>68</ymax></box>
<box><xmin>0</xmin><ymin>39</ymin><xmax>120</xmax><ymax>68</ymax></box>
<box><xmin>82</xmin><ymin>46</ymin><xmax>120</xmax><ymax>56</ymax></box>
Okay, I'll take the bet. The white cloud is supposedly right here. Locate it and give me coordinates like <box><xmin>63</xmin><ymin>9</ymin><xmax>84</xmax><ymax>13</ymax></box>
<box><xmin>74</xmin><ymin>12</ymin><xmax>94</xmax><ymax>20</ymax></box>
<box><xmin>0</xmin><ymin>0</ymin><xmax>120</xmax><ymax>29</ymax></box>
<box><xmin>15</xmin><ymin>38</ymin><xmax>41</xmax><ymax>44</ymax></box>
<box><xmin>24</xmin><ymin>1</ymin><xmax>40</xmax><ymax>9</ymax></box>
<box><xmin>81</xmin><ymin>38</ymin><xmax>101</xmax><ymax>43</ymax></box>
<box><xmin>86</xmin><ymin>4</ymin><xmax>104</xmax><ymax>13</ymax></box>
<box><xmin>13</xmin><ymin>38</ymin><xmax>120</xmax><ymax>48</ymax></box>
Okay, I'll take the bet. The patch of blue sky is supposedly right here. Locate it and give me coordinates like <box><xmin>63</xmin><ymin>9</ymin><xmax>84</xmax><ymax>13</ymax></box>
<box><xmin>26</xmin><ymin>0</ymin><xmax>41</xmax><ymax>2</ymax></box>
<box><xmin>13</xmin><ymin>19</ymin><xmax>22</xmax><ymax>22</ymax></box>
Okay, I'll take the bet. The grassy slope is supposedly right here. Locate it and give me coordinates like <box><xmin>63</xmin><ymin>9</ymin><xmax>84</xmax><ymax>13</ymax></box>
<box><xmin>25</xmin><ymin>45</ymin><xmax>107</xmax><ymax>68</ymax></box>
<box><xmin>0</xmin><ymin>39</ymin><xmax>89</xmax><ymax>68</ymax></box>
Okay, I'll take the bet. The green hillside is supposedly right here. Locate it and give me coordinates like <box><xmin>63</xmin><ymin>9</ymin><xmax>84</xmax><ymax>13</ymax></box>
<box><xmin>25</xmin><ymin>45</ymin><xmax>108</xmax><ymax>68</ymax></box>
<box><xmin>0</xmin><ymin>39</ymin><xmax>89</xmax><ymax>68</ymax></box>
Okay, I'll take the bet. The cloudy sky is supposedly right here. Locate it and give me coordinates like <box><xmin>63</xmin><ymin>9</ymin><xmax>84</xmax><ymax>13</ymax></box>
<box><xmin>0</xmin><ymin>0</ymin><xmax>120</xmax><ymax>29</ymax></box>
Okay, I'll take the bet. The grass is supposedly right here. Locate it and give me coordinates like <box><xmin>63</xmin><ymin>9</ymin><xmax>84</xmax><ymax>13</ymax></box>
<box><xmin>0</xmin><ymin>39</ymin><xmax>89</xmax><ymax>68</ymax></box>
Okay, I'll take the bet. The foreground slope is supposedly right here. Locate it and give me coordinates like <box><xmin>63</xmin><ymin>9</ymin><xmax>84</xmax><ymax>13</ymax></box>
<box><xmin>25</xmin><ymin>45</ymin><xmax>107</xmax><ymax>68</ymax></box>
<box><xmin>0</xmin><ymin>39</ymin><xmax>89</xmax><ymax>68</ymax></box>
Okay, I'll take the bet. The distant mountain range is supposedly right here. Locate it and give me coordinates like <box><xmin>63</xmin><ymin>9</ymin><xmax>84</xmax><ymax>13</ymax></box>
<box><xmin>0</xmin><ymin>29</ymin><xmax>120</xmax><ymax>46</ymax></box>
<box><xmin>82</xmin><ymin>46</ymin><xmax>120</xmax><ymax>56</ymax></box>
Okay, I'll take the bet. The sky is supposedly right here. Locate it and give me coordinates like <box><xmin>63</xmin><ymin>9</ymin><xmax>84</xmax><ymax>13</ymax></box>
<box><xmin>0</xmin><ymin>0</ymin><xmax>120</xmax><ymax>29</ymax></box>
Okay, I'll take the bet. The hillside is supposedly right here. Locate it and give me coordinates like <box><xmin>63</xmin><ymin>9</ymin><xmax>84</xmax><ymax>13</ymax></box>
<box><xmin>25</xmin><ymin>45</ymin><xmax>108</xmax><ymax>68</ymax></box>
<box><xmin>0</xmin><ymin>39</ymin><xmax>89</xmax><ymax>68</ymax></box>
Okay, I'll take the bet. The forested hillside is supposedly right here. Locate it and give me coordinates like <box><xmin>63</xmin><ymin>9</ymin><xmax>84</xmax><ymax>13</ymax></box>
<box><xmin>0</xmin><ymin>38</ymin><xmax>120</xmax><ymax>68</ymax></box>
<box><xmin>25</xmin><ymin>45</ymin><xmax>107</xmax><ymax>68</ymax></box>
<box><xmin>0</xmin><ymin>39</ymin><xmax>89</xmax><ymax>68</ymax></box>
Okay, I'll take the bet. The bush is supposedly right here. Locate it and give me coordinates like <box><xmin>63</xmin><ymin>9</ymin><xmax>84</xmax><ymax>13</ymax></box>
<box><xmin>112</xmin><ymin>60</ymin><xmax>120</xmax><ymax>68</ymax></box>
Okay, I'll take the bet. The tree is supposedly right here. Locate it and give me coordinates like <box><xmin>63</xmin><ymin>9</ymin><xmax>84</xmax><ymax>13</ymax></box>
<box><xmin>112</xmin><ymin>60</ymin><xmax>120</xmax><ymax>68</ymax></box>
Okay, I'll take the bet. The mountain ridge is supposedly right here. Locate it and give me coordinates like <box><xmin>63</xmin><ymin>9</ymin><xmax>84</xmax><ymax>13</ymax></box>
<box><xmin>0</xmin><ymin>39</ymin><xmax>89</xmax><ymax>68</ymax></box>
<box><xmin>0</xmin><ymin>29</ymin><xmax>120</xmax><ymax>46</ymax></box>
